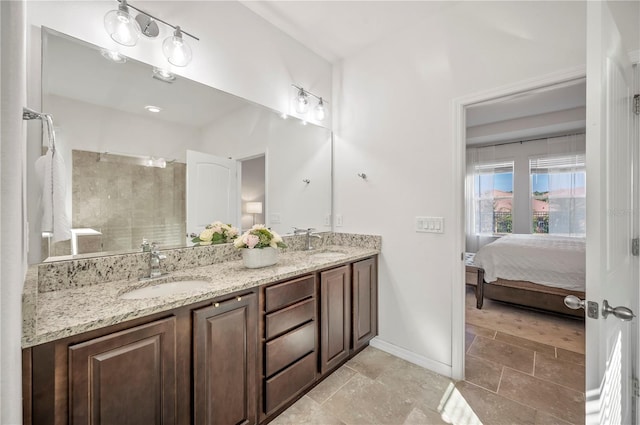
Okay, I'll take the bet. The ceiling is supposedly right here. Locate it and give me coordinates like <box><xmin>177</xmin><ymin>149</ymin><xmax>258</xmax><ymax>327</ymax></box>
<box><xmin>240</xmin><ymin>1</ymin><xmax>458</xmax><ymax>63</ymax></box>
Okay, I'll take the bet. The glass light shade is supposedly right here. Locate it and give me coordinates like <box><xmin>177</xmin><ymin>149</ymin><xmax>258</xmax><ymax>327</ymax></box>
<box><xmin>315</xmin><ymin>99</ymin><xmax>326</xmax><ymax>121</ymax></box>
<box><xmin>295</xmin><ymin>90</ymin><xmax>309</xmax><ymax>114</ymax></box>
<box><xmin>104</xmin><ymin>6</ymin><xmax>141</xmax><ymax>47</ymax></box>
<box><xmin>163</xmin><ymin>28</ymin><xmax>192</xmax><ymax>67</ymax></box>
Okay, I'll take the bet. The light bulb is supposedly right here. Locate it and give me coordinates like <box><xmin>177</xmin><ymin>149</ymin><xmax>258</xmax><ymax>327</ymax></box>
<box><xmin>104</xmin><ymin>0</ymin><xmax>141</xmax><ymax>47</ymax></box>
<box><xmin>100</xmin><ymin>49</ymin><xmax>127</xmax><ymax>63</ymax></box>
<box><xmin>315</xmin><ymin>98</ymin><xmax>326</xmax><ymax>121</ymax></box>
<box><xmin>163</xmin><ymin>26</ymin><xmax>192</xmax><ymax>67</ymax></box>
<box><xmin>295</xmin><ymin>89</ymin><xmax>309</xmax><ymax>114</ymax></box>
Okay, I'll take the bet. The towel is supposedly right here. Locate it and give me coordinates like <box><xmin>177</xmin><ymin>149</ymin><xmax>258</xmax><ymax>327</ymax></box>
<box><xmin>34</xmin><ymin>116</ymin><xmax>71</xmax><ymax>243</ymax></box>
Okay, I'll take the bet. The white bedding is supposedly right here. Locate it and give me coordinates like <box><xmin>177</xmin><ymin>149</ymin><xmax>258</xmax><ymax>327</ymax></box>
<box><xmin>473</xmin><ymin>234</ymin><xmax>585</xmax><ymax>291</ymax></box>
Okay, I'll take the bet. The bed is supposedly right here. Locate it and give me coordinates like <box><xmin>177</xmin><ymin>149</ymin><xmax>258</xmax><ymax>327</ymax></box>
<box><xmin>466</xmin><ymin>234</ymin><xmax>585</xmax><ymax>318</ymax></box>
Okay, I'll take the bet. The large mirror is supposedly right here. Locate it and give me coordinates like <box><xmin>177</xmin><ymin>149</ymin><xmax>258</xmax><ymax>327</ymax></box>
<box><xmin>30</xmin><ymin>28</ymin><xmax>332</xmax><ymax>263</ymax></box>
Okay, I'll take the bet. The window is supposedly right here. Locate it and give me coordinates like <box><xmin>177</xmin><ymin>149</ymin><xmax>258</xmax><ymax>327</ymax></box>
<box><xmin>530</xmin><ymin>154</ymin><xmax>586</xmax><ymax>236</ymax></box>
<box><xmin>473</xmin><ymin>161</ymin><xmax>514</xmax><ymax>235</ymax></box>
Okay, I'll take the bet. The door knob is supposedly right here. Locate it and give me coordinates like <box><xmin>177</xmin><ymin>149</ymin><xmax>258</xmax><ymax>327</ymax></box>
<box><xmin>564</xmin><ymin>295</ymin><xmax>585</xmax><ymax>310</ymax></box>
<box><xmin>564</xmin><ymin>295</ymin><xmax>598</xmax><ymax>319</ymax></box>
<box><xmin>602</xmin><ymin>300</ymin><xmax>636</xmax><ymax>321</ymax></box>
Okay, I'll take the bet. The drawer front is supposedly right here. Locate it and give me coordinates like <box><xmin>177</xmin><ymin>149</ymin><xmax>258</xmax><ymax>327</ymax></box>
<box><xmin>264</xmin><ymin>352</ymin><xmax>316</xmax><ymax>415</ymax></box>
<box><xmin>265</xmin><ymin>298</ymin><xmax>315</xmax><ymax>340</ymax></box>
<box><xmin>265</xmin><ymin>275</ymin><xmax>315</xmax><ymax>313</ymax></box>
<box><xmin>265</xmin><ymin>321</ymin><xmax>315</xmax><ymax>376</ymax></box>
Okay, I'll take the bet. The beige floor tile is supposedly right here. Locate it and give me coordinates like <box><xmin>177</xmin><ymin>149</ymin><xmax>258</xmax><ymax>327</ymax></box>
<box><xmin>375</xmin><ymin>357</ymin><xmax>453</xmax><ymax>412</ymax></box>
<box><xmin>467</xmin><ymin>335</ymin><xmax>535</xmax><ymax>374</ymax></box>
<box><xmin>403</xmin><ymin>407</ymin><xmax>448</xmax><ymax>425</ymax></box>
<box><xmin>345</xmin><ymin>346</ymin><xmax>404</xmax><ymax>380</ymax></box>
<box><xmin>307</xmin><ymin>365</ymin><xmax>356</xmax><ymax>404</ymax></box>
<box><xmin>323</xmin><ymin>373</ymin><xmax>414</xmax><ymax>425</ymax></box>
<box><xmin>271</xmin><ymin>396</ymin><xmax>345</xmax><ymax>425</ymax></box>
<box><xmin>465</xmin><ymin>289</ymin><xmax>585</xmax><ymax>354</ymax></box>
<box><xmin>455</xmin><ymin>381</ymin><xmax>536</xmax><ymax>425</ymax></box>
<box><xmin>534</xmin><ymin>410</ymin><xmax>575</xmax><ymax>425</ymax></box>
<box><xmin>556</xmin><ymin>348</ymin><xmax>585</xmax><ymax>365</ymax></box>
<box><xmin>465</xmin><ymin>354</ymin><xmax>503</xmax><ymax>392</ymax></box>
<box><xmin>498</xmin><ymin>367</ymin><xmax>585</xmax><ymax>424</ymax></box>
<box><xmin>495</xmin><ymin>332</ymin><xmax>556</xmax><ymax>355</ymax></box>
<box><xmin>465</xmin><ymin>331</ymin><xmax>476</xmax><ymax>353</ymax></box>
<box><xmin>534</xmin><ymin>352</ymin><xmax>585</xmax><ymax>392</ymax></box>
<box><xmin>465</xmin><ymin>323</ymin><xmax>497</xmax><ymax>338</ymax></box>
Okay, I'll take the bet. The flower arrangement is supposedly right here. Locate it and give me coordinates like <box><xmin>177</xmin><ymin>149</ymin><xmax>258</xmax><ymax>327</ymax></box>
<box><xmin>234</xmin><ymin>224</ymin><xmax>287</xmax><ymax>249</ymax></box>
<box><xmin>191</xmin><ymin>221</ymin><xmax>239</xmax><ymax>245</ymax></box>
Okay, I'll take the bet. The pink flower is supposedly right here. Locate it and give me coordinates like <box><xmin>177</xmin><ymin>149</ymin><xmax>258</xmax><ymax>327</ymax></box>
<box><xmin>245</xmin><ymin>234</ymin><xmax>260</xmax><ymax>249</ymax></box>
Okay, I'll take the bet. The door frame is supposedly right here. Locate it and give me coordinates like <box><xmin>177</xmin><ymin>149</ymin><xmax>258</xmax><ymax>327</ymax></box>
<box><xmin>450</xmin><ymin>66</ymin><xmax>586</xmax><ymax>380</ymax></box>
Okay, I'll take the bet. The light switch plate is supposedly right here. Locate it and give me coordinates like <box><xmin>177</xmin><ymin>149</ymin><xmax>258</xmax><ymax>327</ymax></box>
<box><xmin>415</xmin><ymin>216</ymin><xmax>444</xmax><ymax>233</ymax></box>
<box><xmin>324</xmin><ymin>214</ymin><xmax>331</xmax><ymax>226</ymax></box>
<box><xmin>270</xmin><ymin>213</ymin><xmax>281</xmax><ymax>224</ymax></box>
<box><xmin>336</xmin><ymin>214</ymin><xmax>343</xmax><ymax>227</ymax></box>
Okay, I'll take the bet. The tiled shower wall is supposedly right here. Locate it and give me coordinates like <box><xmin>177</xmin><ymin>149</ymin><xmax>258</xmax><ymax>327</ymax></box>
<box><xmin>50</xmin><ymin>150</ymin><xmax>186</xmax><ymax>256</ymax></box>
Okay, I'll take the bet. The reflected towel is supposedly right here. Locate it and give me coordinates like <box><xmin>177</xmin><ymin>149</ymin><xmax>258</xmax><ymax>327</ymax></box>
<box><xmin>35</xmin><ymin>147</ymin><xmax>71</xmax><ymax>242</ymax></box>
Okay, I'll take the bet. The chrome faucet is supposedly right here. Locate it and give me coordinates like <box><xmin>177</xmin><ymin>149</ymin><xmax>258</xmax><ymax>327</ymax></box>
<box><xmin>293</xmin><ymin>227</ymin><xmax>322</xmax><ymax>251</ymax></box>
<box><xmin>145</xmin><ymin>242</ymin><xmax>167</xmax><ymax>279</ymax></box>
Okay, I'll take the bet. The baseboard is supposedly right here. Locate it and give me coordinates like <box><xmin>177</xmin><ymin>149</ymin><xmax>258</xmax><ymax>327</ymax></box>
<box><xmin>369</xmin><ymin>337</ymin><xmax>453</xmax><ymax>378</ymax></box>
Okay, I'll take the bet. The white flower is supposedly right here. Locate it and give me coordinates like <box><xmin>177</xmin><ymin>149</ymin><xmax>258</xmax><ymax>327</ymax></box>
<box><xmin>199</xmin><ymin>228</ymin><xmax>215</xmax><ymax>242</ymax></box>
<box><xmin>271</xmin><ymin>231</ymin><xmax>283</xmax><ymax>243</ymax></box>
<box><xmin>252</xmin><ymin>224</ymin><xmax>266</xmax><ymax>230</ymax></box>
<box><xmin>234</xmin><ymin>236</ymin><xmax>245</xmax><ymax>248</ymax></box>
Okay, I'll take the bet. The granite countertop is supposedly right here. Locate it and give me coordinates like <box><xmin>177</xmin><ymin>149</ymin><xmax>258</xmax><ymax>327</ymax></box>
<box><xmin>22</xmin><ymin>245</ymin><xmax>378</xmax><ymax>348</ymax></box>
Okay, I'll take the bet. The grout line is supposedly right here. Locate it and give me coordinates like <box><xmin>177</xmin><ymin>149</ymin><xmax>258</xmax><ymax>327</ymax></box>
<box><xmin>317</xmin><ymin>369</ymin><xmax>360</xmax><ymax>406</ymax></box>
<box><xmin>532</xmin><ymin>351</ymin><xmax>536</xmax><ymax>376</ymax></box>
<box><xmin>496</xmin><ymin>366</ymin><xmax>505</xmax><ymax>394</ymax></box>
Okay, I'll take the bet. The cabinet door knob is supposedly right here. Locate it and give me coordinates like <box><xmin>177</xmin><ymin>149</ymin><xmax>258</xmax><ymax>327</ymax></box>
<box><xmin>237</xmin><ymin>296</ymin><xmax>242</xmax><ymax>302</ymax></box>
<box><xmin>214</xmin><ymin>302</ymin><xmax>220</xmax><ymax>308</ymax></box>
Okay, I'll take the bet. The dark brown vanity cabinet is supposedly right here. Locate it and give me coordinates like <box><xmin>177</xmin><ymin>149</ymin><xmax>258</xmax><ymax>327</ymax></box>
<box><xmin>259</xmin><ymin>274</ymin><xmax>317</xmax><ymax>420</ymax></box>
<box><xmin>193</xmin><ymin>293</ymin><xmax>257</xmax><ymax>425</ymax></box>
<box><xmin>319</xmin><ymin>265</ymin><xmax>351</xmax><ymax>374</ymax></box>
<box><xmin>352</xmin><ymin>257</ymin><xmax>378</xmax><ymax>352</ymax></box>
<box><xmin>25</xmin><ymin>290</ymin><xmax>258</xmax><ymax>425</ymax></box>
<box><xmin>319</xmin><ymin>257</ymin><xmax>378</xmax><ymax>374</ymax></box>
<box><xmin>68</xmin><ymin>317</ymin><xmax>177</xmax><ymax>425</ymax></box>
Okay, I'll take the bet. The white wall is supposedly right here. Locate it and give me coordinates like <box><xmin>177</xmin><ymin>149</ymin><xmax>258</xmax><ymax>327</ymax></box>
<box><xmin>334</xmin><ymin>1</ymin><xmax>591</xmax><ymax>374</ymax></box>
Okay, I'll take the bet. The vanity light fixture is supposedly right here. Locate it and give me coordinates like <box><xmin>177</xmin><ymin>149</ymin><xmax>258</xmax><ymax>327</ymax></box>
<box><xmin>292</xmin><ymin>85</ymin><xmax>329</xmax><ymax>121</ymax></box>
<box><xmin>315</xmin><ymin>98</ymin><xmax>326</xmax><ymax>121</ymax></box>
<box><xmin>104</xmin><ymin>0</ymin><xmax>141</xmax><ymax>47</ymax></box>
<box><xmin>103</xmin><ymin>0</ymin><xmax>199</xmax><ymax>67</ymax></box>
<box><xmin>163</xmin><ymin>26</ymin><xmax>192</xmax><ymax>67</ymax></box>
<box><xmin>144</xmin><ymin>105</ymin><xmax>162</xmax><ymax>113</ymax></box>
<box><xmin>295</xmin><ymin>88</ymin><xmax>309</xmax><ymax>114</ymax></box>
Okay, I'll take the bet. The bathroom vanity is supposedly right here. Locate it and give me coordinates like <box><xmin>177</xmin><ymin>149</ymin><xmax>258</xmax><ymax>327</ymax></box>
<box><xmin>22</xmin><ymin>236</ymin><xmax>379</xmax><ymax>425</ymax></box>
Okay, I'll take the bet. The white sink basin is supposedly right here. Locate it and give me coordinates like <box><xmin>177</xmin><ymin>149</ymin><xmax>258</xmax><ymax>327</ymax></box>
<box><xmin>308</xmin><ymin>251</ymin><xmax>347</xmax><ymax>261</ymax></box>
<box><xmin>120</xmin><ymin>280</ymin><xmax>210</xmax><ymax>300</ymax></box>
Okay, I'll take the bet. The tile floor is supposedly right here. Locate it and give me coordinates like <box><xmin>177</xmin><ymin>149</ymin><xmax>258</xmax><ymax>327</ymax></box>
<box><xmin>273</xmin><ymin>288</ymin><xmax>586</xmax><ymax>425</ymax></box>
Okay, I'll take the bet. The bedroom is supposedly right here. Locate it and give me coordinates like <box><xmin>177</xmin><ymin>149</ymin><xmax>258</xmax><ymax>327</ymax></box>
<box><xmin>462</xmin><ymin>79</ymin><xmax>587</xmax><ymax>422</ymax></box>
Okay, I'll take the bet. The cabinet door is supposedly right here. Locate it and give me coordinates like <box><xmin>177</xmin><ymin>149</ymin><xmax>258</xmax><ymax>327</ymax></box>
<box><xmin>68</xmin><ymin>317</ymin><xmax>177</xmax><ymax>425</ymax></box>
<box><xmin>352</xmin><ymin>257</ymin><xmax>378</xmax><ymax>351</ymax></box>
<box><xmin>193</xmin><ymin>293</ymin><xmax>257</xmax><ymax>425</ymax></box>
<box><xmin>319</xmin><ymin>265</ymin><xmax>351</xmax><ymax>374</ymax></box>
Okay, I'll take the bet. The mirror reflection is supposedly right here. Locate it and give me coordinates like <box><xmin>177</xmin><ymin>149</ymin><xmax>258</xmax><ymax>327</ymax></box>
<box><xmin>33</xmin><ymin>28</ymin><xmax>332</xmax><ymax>263</ymax></box>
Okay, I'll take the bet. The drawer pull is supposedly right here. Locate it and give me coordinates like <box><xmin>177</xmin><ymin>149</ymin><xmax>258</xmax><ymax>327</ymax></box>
<box><xmin>214</xmin><ymin>302</ymin><xmax>220</xmax><ymax>308</ymax></box>
<box><xmin>237</xmin><ymin>296</ymin><xmax>242</xmax><ymax>302</ymax></box>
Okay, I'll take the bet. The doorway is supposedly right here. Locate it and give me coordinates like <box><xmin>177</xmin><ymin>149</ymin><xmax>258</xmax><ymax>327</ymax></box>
<box><xmin>452</xmin><ymin>73</ymin><xmax>589</xmax><ymax>423</ymax></box>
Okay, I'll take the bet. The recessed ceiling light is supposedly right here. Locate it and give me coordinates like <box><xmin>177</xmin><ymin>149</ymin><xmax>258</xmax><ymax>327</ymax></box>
<box><xmin>144</xmin><ymin>105</ymin><xmax>162</xmax><ymax>113</ymax></box>
<box><xmin>100</xmin><ymin>49</ymin><xmax>127</xmax><ymax>64</ymax></box>
<box><xmin>152</xmin><ymin>67</ymin><xmax>176</xmax><ymax>83</ymax></box>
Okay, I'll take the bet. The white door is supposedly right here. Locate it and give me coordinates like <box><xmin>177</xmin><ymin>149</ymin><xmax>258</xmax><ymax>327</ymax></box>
<box><xmin>585</xmin><ymin>2</ymin><xmax>638</xmax><ymax>424</ymax></box>
<box><xmin>186</xmin><ymin>150</ymin><xmax>237</xmax><ymax>242</ymax></box>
